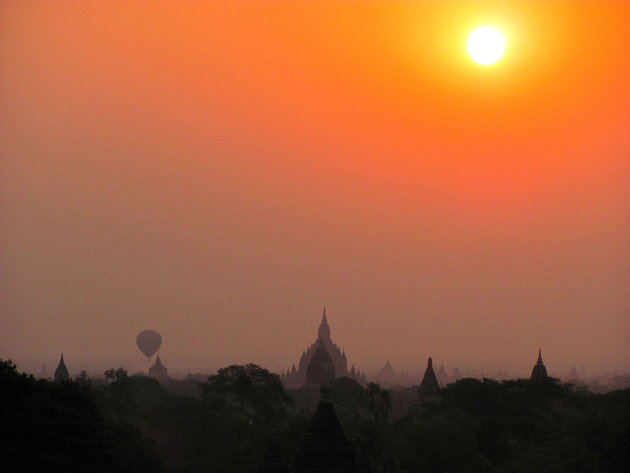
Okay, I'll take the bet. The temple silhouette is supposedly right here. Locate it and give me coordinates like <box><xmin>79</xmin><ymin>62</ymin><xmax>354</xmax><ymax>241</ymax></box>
<box><xmin>305</xmin><ymin>339</ymin><xmax>336</xmax><ymax>385</ymax></box>
<box><xmin>259</xmin><ymin>384</ymin><xmax>371</xmax><ymax>472</ymax></box>
<box><xmin>292</xmin><ymin>384</ymin><xmax>364</xmax><ymax>473</ymax></box>
<box><xmin>281</xmin><ymin>308</ymin><xmax>366</xmax><ymax>388</ymax></box>
<box><xmin>37</xmin><ymin>364</ymin><xmax>50</xmax><ymax>380</ymax></box>
<box><xmin>148</xmin><ymin>353</ymin><xmax>169</xmax><ymax>383</ymax></box>
<box><xmin>376</xmin><ymin>359</ymin><xmax>412</xmax><ymax>388</ymax></box>
<box><xmin>54</xmin><ymin>353</ymin><xmax>69</xmax><ymax>382</ymax></box>
<box><xmin>417</xmin><ymin>357</ymin><xmax>440</xmax><ymax>403</ymax></box>
<box><xmin>530</xmin><ymin>349</ymin><xmax>548</xmax><ymax>380</ymax></box>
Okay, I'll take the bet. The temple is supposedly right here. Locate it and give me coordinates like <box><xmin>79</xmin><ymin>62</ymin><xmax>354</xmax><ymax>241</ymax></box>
<box><xmin>37</xmin><ymin>364</ymin><xmax>50</xmax><ymax>380</ymax></box>
<box><xmin>54</xmin><ymin>353</ymin><xmax>69</xmax><ymax>382</ymax></box>
<box><xmin>417</xmin><ymin>357</ymin><xmax>440</xmax><ymax>402</ymax></box>
<box><xmin>305</xmin><ymin>339</ymin><xmax>336</xmax><ymax>385</ymax></box>
<box><xmin>567</xmin><ymin>365</ymin><xmax>579</xmax><ymax>382</ymax></box>
<box><xmin>530</xmin><ymin>349</ymin><xmax>548</xmax><ymax>380</ymax></box>
<box><xmin>149</xmin><ymin>353</ymin><xmax>169</xmax><ymax>383</ymax></box>
<box><xmin>436</xmin><ymin>362</ymin><xmax>451</xmax><ymax>386</ymax></box>
<box><xmin>376</xmin><ymin>359</ymin><xmax>410</xmax><ymax>388</ymax></box>
<box><xmin>281</xmin><ymin>308</ymin><xmax>366</xmax><ymax>388</ymax></box>
<box><xmin>376</xmin><ymin>359</ymin><xmax>397</xmax><ymax>387</ymax></box>
<box><xmin>292</xmin><ymin>385</ymin><xmax>357</xmax><ymax>473</ymax></box>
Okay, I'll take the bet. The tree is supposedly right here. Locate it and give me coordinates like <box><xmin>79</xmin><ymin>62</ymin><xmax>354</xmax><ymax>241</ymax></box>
<box><xmin>0</xmin><ymin>359</ymin><xmax>162</xmax><ymax>473</ymax></box>
<box><xmin>200</xmin><ymin>364</ymin><xmax>293</xmax><ymax>426</ymax></box>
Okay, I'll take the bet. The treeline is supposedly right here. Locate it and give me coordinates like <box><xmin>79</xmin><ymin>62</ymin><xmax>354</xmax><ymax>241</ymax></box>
<box><xmin>1</xmin><ymin>359</ymin><xmax>629</xmax><ymax>473</ymax></box>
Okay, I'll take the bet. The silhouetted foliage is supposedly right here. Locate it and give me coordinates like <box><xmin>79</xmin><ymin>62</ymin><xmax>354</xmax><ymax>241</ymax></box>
<box><xmin>388</xmin><ymin>377</ymin><xmax>630</xmax><ymax>473</ymax></box>
<box><xmin>4</xmin><ymin>359</ymin><xmax>630</xmax><ymax>473</ymax></box>
<box><xmin>200</xmin><ymin>363</ymin><xmax>293</xmax><ymax>427</ymax></box>
<box><xmin>0</xmin><ymin>359</ymin><xmax>161</xmax><ymax>473</ymax></box>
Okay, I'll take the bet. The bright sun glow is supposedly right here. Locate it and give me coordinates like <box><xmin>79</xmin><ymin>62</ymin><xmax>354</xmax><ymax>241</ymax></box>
<box><xmin>467</xmin><ymin>26</ymin><xmax>506</xmax><ymax>65</ymax></box>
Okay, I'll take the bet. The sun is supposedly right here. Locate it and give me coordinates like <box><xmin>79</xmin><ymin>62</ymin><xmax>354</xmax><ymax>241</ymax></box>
<box><xmin>467</xmin><ymin>26</ymin><xmax>506</xmax><ymax>65</ymax></box>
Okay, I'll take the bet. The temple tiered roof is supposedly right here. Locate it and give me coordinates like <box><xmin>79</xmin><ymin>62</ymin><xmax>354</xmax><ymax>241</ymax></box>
<box><xmin>306</xmin><ymin>339</ymin><xmax>336</xmax><ymax>385</ymax></box>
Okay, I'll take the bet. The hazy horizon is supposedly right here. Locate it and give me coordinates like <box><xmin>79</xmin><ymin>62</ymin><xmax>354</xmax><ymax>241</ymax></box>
<box><xmin>8</xmin><ymin>307</ymin><xmax>629</xmax><ymax>382</ymax></box>
<box><xmin>2</xmin><ymin>2</ymin><xmax>629</xmax><ymax>380</ymax></box>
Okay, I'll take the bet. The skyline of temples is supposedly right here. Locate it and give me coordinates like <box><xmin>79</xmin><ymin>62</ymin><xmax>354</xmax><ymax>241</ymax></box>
<box><xmin>34</xmin><ymin>339</ymin><xmax>592</xmax><ymax>390</ymax></box>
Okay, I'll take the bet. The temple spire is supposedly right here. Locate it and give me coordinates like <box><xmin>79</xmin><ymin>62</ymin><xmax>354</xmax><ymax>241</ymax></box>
<box><xmin>418</xmin><ymin>356</ymin><xmax>440</xmax><ymax>401</ymax></box>
<box><xmin>54</xmin><ymin>352</ymin><xmax>69</xmax><ymax>382</ymax></box>
<box><xmin>317</xmin><ymin>307</ymin><xmax>331</xmax><ymax>340</ymax></box>
<box><xmin>531</xmin><ymin>348</ymin><xmax>548</xmax><ymax>380</ymax></box>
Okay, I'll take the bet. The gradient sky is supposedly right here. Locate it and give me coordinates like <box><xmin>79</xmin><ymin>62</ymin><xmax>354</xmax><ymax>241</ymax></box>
<box><xmin>1</xmin><ymin>1</ymin><xmax>629</xmax><ymax>378</ymax></box>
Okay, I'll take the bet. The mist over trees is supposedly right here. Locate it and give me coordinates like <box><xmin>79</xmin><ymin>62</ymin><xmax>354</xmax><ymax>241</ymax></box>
<box><xmin>2</xmin><ymin>359</ymin><xmax>630</xmax><ymax>473</ymax></box>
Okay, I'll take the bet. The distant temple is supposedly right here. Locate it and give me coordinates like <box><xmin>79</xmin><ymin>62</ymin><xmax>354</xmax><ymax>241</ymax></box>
<box><xmin>149</xmin><ymin>353</ymin><xmax>169</xmax><ymax>383</ymax></box>
<box><xmin>376</xmin><ymin>359</ymin><xmax>410</xmax><ymax>388</ymax></box>
<box><xmin>38</xmin><ymin>364</ymin><xmax>50</xmax><ymax>380</ymax></box>
<box><xmin>281</xmin><ymin>308</ymin><xmax>366</xmax><ymax>388</ymax></box>
<box><xmin>530</xmin><ymin>349</ymin><xmax>548</xmax><ymax>380</ymax></box>
<box><xmin>436</xmin><ymin>362</ymin><xmax>451</xmax><ymax>386</ymax></box>
<box><xmin>417</xmin><ymin>357</ymin><xmax>440</xmax><ymax>402</ymax></box>
<box><xmin>54</xmin><ymin>353</ymin><xmax>69</xmax><ymax>382</ymax></box>
<box><xmin>376</xmin><ymin>359</ymin><xmax>397</xmax><ymax>387</ymax></box>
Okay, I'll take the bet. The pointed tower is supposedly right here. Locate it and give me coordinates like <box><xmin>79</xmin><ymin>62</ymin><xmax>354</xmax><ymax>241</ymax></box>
<box><xmin>318</xmin><ymin>307</ymin><xmax>331</xmax><ymax>340</ymax></box>
<box><xmin>293</xmin><ymin>384</ymin><xmax>355</xmax><ymax>473</ymax></box>
<box><xmin>530</xmin><ymin>349</ymin><xmax>548</xmax><ymax>380</ymax></box>
<box><xmin>54</xmin><ymin>353</ymin><xmax>69</xmax><ymax>382</ymax></box>
<box><xmin>418</xmin><ymin>357</ymin><xmax>440</xmax><ymax>401</ymax></box>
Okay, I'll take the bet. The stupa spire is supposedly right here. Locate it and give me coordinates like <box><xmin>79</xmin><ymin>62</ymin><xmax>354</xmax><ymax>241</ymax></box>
<box><xmin>317</xmin><ymin>307</ymin><xmax>331</xmax><ymax>340</ymax></box>
<box><xmin>531</xmin><ymin>348</ymin><xmax>548</xmax><ymax>380</ymax></box>
<box><xmin>418</xmin><ymin>356</ymin><xmax>440</xmax><ymax>401</ymax></box>
<box><xmin>54</xmin><ymin>352</ymin><xmax>69</xmax><ymax>382</ymax></box>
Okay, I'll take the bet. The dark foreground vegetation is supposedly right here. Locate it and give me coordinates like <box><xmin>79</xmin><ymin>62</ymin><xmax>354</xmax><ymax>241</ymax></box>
<box><xmin>1</xmin><ymin>359</ymin><xmax>629</xmax><ymax>473</ymax></box>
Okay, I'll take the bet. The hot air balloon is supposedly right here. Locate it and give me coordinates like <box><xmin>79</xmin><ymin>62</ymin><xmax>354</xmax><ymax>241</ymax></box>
<box><xmin>136</xmin><ymin>330</ymin><xmax>162</xmax><ymax>360</ymax></box>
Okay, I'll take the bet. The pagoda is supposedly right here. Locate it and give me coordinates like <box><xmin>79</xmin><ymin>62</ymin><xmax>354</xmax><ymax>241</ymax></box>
<box><xmin>149</xmin><ymin>353</ymin><xmax>169</xmax><ymax>383</ymax></box>
<box><xmin>54</xmin><ymin>353</ymin><xmax>69</xmax><ymax>382</ymax></box>
<box><xmin>417</xmin><ymin>357</ymin><xmax>440</xmax><ymax>403</ymax></box>
<box><xmin>530</xmin><ymin>349</ymin><xmax>548</xmax><ymax>380</ymax></box>
<box><xmin>292</xmin><ymin>385</ymin><xmax>356</xmax><ymax>473</ymax></box>
<box><xmin>281</xmin><ymin>308</ymin><xmax>366</xmax><ymax>388</ymax></box>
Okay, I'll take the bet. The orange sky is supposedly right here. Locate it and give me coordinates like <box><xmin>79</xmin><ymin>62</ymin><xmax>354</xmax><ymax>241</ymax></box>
<box><xmin>1</xmin><ymin>1</ymin><xmax>629</xmax><ymax>377</ymax></box>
